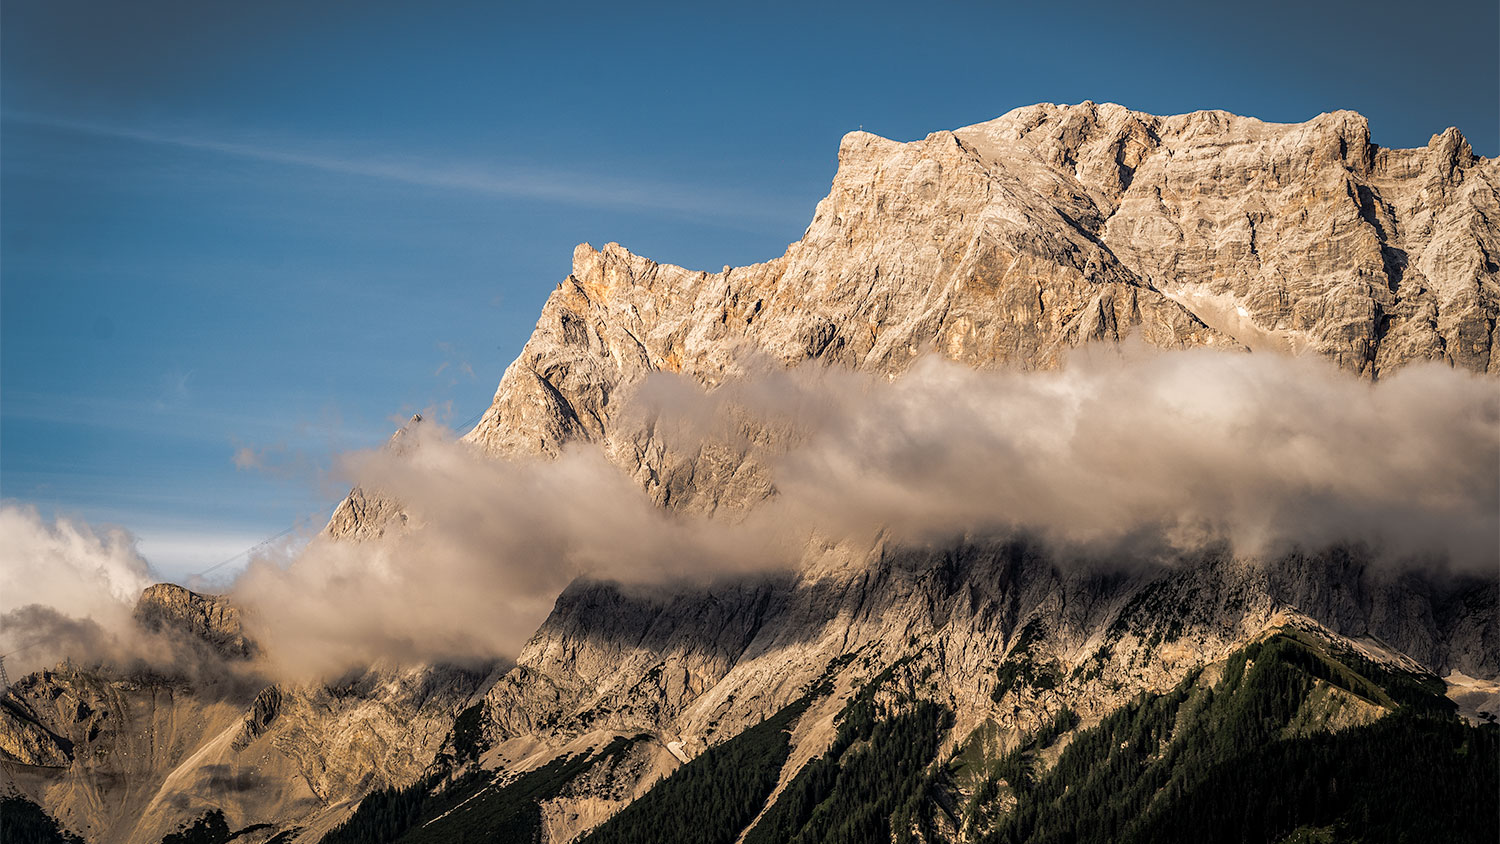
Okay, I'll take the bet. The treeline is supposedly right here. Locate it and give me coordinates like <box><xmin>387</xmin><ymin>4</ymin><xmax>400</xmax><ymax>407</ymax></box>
<box><xmin>318</xmin><ymin>773</ymin><xmax>436</xmax><ymax>844</ymax></box>
<box><xmin>979</xmin><ymin>632</ymin><xmax>1499</xmax><ymax>844</ymax></box>
<box><xmin>319</xmin><ymin>736</ymin><xmax>637</xmax><ymax>844</ymax></box>
<box><xmin>399</xmin><ymin>739</ymin><xmax>628</xmax><ymax>844</ymax></box>
<box><xmin>0</xmin><ymin>796</ymin><xmax>84</xmax><ymax>844</ymax></box>
<box><xmin>743</xmin><ymin>692</ymin><xmax>953</xmax><ymax>844</ymax></box>
<box><xmin>579</xmin><ymin>695</ymin><xmax>813</xmax><ymax>844</ymax></box>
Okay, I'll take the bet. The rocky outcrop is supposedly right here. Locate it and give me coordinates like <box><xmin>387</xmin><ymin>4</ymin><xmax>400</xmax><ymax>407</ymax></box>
<box><xmin>0</xmin><ymin>694</ymin><xmax>73</xmax><ymax>768</ymax></box>
<box><xmin>134</xmin><ymin>584</ymin><xmax>256</xmax><ymax>660</ymax></box>
<box><xmin>322</xmin><ymin>415</ymin><xmax>423</xmax><ymax>540</ymax></box>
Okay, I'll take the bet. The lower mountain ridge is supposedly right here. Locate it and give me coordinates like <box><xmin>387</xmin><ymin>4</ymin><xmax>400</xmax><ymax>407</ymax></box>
<box><xmin>4</xmin><ymin>545</ymin><xmax>1496</xmax><ymax>843</ymax></box>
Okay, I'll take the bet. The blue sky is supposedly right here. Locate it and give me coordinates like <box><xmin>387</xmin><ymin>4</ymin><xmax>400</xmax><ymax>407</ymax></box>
<box><xmin>3</xmin><ymin>0</ymin><xmax>1496</xmax><ymax>580</ymax></box>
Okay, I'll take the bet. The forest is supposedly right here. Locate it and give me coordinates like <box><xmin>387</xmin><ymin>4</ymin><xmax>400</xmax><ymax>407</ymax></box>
<box><xmin>975</xmin><ymin>631</ymin><xmax>1498</xmax><ymax>844</ymax></box>
<box><xmin>579</xmin><ymin>694</ymin><xmax>813</xmax><ymax>844</ymax></box>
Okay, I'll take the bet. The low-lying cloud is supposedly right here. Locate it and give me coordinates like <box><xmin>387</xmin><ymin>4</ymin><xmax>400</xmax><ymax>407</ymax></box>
<box><xmin>0</xmin><ymin>507</ymin><xmax>156</xmax><ymax>675</ymax></box>
<box><xmin>233</xmin><ymin>432</ymin><xmax>782</xmax><ymax>679</ymax></box>
<box><xmin>0</xmin><ymin>507</ymin><xmax>267</xmax><ymax>693</ymax></box>
<box><xmin>4</xmin><ymin>346</ymin><xmax>1496</xmax><ymax>682</ymax></box>
<box><xmin>748</xmin><ymin>347</ymin><xmax>1499</xmax><ymax>564</ymax></box>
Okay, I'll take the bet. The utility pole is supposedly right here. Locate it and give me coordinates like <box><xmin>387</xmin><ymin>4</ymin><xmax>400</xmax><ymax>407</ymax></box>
<box><xmin>0</xmin><ymin>654</ymin><xmax>11</xmax><ymax>695</ymax></box>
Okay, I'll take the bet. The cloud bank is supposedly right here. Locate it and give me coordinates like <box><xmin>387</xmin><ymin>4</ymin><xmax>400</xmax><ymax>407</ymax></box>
<box><xmin>0</xmin><ymin>507</ymin><xmax>266</xmax><ymax>692</ymax></box>
<box><xmin>0</xmin><ymin>507</ymin><xmax>159</xmax><ymax>677</ymax></box>
<box><xmin>4</xmin><ymin>346</ymin><xmax>1496</xmax><ymax>681</ymax></box>
<box><xmin>229</xmin><ymin>346</ymin><xmax>1498</xmax><ymax>678</ymax></box>
<box><xmin>0</xmin><ymin>506</ymin><xmax>157</xmax><ymax>621</ymax></box>
<box><xmin>747</xmin><ymin>347</ymin><xmax>1499</xmax><ymax>565</ymax></box>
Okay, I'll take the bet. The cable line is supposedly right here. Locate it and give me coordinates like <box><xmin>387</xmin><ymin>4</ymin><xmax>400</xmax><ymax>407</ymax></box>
<box><xmin>189</xmin><ymin>404</ymin><xmax>491</xmax><ymax>580</ymax></box>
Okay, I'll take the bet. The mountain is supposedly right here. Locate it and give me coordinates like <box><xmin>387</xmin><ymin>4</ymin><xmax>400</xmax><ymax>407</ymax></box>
<box><xmin>328</xmin><ymin>101</ymin><xmax>1494</xmax><ymax>538</ymax></box>
<box><xmin>0</xmin><ymin>584</ymin><xmax>490</xmax><ymax>844</ymax></box>
<box><xmin>3</xmin><ymin>102</ymin><xmax>1496</xmax><ymax>843</ymax></box>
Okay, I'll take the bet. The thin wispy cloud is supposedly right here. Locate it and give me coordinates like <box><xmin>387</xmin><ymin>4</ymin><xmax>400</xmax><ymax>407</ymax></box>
<box><xmin>1</xmin><ymin>389</ymin><xmax>388</xmax><ymax>445</ymax></box>
<box><xmin>3</xmin><ymin>111</ymin><xmax>807</xmax><ymax>226</ymax></box>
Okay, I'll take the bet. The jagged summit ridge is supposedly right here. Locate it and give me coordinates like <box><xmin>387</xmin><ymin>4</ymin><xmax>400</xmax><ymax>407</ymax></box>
<box><xmin>346</xmin><ymin>101</ymin><xmax>1495</xmax><ymax>534</ymax></box>
<box><xmin>467</xmin><ymin>101</ymin><xmax>1492</xmax><ymax>441</ymax></box>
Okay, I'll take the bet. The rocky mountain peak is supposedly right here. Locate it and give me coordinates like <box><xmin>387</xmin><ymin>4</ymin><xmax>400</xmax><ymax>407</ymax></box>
<box><xmin>133</xmin><ymin>583</ymin><xmax>255</xmax><ymax>660</ymax></box>
<box><xmin>321</xmin><ymin>413</ymin><xmax>427</xmax><ymax>540</ymax></box>
<box><xmin>430</xmin><ymin>103</ymin><xmax>1499</xmax><ymax>525</ymax></box>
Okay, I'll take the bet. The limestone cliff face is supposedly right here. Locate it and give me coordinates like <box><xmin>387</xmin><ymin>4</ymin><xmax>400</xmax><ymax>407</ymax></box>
<box><xmin>962</xmin><ymin>105</ymin><xmax>1498</xmax><ymax>374</ymax></box>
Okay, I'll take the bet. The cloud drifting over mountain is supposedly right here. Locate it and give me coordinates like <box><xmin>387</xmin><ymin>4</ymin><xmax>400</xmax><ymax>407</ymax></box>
<box><xmin>4</xmin><ymin>347</ymin><xmax>1494</xmax><ymax>681</ymax></box>
<box><xmin>225</xmin><ymin>346</ymin><xmax>1499</xmax><ymax>678</ymax></box>
<box><xmin>751</xmin><ymin>346</ymin><xmax>1500</xmax><ymax>565</ymax></box>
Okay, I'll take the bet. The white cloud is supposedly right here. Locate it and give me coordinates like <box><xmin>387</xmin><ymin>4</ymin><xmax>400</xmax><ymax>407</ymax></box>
<box><xmin>0</xmin><ymin>505</ymin><xmax>156</xmax><ymax>674</ymax></box>
<box><xmin>229</xmin><ymin>346</ymin><xmax>1499</xmax><ymax>679</ymax></box>
<box><xmin>5</xmin><ymin>346</ymin><xmax>1495</xmax><ymax>682</ymax></box>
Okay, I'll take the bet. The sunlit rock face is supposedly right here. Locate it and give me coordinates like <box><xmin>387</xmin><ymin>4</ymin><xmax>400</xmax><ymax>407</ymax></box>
<box><xmin>434</xmin><ymin>103</ymin><xmax>1495</xmax><ymax>527</ymax></box>
<box><xmin>324</xmin><ymin>103</ymin><xmax>1496</xmax><ymax>539</ymax></box>
<box><xmin>133</xmin><ymin>584</ymin><xmax>257</xmax><ymax>660</ymax></box>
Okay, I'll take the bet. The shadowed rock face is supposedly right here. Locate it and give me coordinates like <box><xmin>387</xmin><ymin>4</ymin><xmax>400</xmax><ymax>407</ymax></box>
<box><xmin>460</xmin><ymin>537</ymin><xmax>1498</xmax><ymax>844</ymax></box>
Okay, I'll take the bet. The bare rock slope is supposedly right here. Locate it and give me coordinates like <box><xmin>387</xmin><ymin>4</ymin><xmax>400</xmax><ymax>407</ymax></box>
<box><xmin>0</xmin><ymin>586</ymin><xmax>489</xmax><ymax>844</ymax></box>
